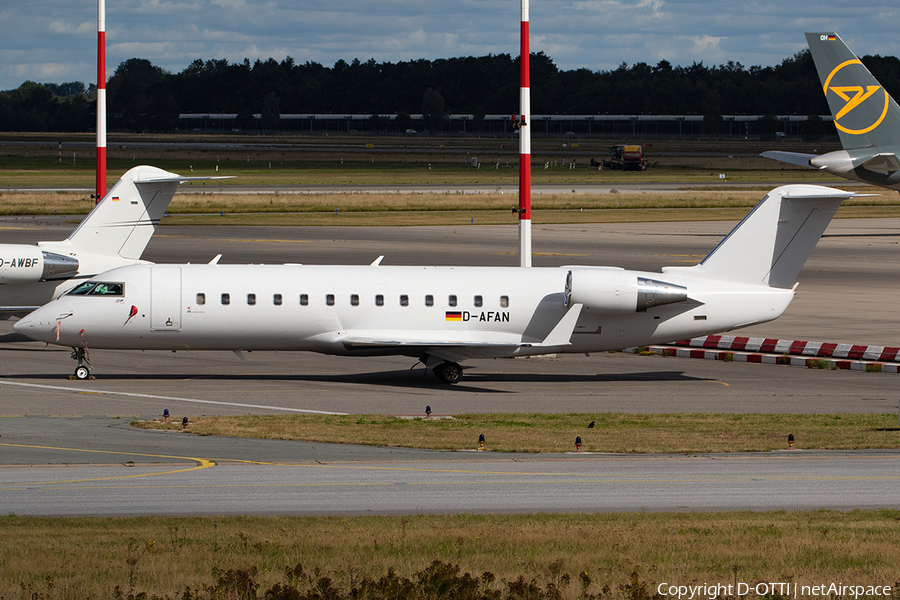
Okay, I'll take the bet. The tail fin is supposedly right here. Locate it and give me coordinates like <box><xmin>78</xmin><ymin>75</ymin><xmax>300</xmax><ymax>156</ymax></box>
<box><xmin>692</xmin><ymin>185</ymin><xmax>853</xmax><ymax>288</ymax></box>
<box><xmin>806</xmin><ymin>32</ymin><xmax>900</xmax><ymax>150</ymax></box>
<box><xmin>65</xmin><ymin>165</ymin><xmax>197</xmax><ymax>260</ymax></box>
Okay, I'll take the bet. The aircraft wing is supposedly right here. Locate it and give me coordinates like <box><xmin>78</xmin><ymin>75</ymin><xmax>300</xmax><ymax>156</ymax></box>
<box><xmin>341</xmin><ymin>302</ymin><xmax>584</xmax><ymax>360</ymax></box>
<box><xmin>760</xmin><ymin>151</ymin><xmax>818</xmax><ymax>168</ymax></box>
<box><xmin>342</xmin><ymin>337</ymin><xmax>523</xmax><ymax>361</ymax></box>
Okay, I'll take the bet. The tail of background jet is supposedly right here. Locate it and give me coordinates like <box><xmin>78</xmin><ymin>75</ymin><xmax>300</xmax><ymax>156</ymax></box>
<box><xmin>62</xmin><ymin>165</ymin><xmax>190</xmax><ymax>260</ymax></box>
<box><xmin>806</xmin><ymin>32</ymin><xmax>900</xmax><ymax>151</ymax></box>
<box><xmin>679</xmin><ymin>185</ymin><xmax>853</xmax><ymax>288</ymax></box>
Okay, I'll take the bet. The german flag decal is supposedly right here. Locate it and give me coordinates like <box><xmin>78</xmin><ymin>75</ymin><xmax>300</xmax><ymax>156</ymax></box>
<box><xmin>445</xmin><ymin>311</ymin><xmax>462</xmax><ymax>321</ymax></box>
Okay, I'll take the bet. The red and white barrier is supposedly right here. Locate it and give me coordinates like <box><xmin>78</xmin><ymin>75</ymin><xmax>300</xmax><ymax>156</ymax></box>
<box><xmin>647</xmin><ymin>345</ymin><xmax>900</xmax><ymax>373</ymax></box>
<box><xmin>670</xmin><ymin>335</ymin><xmax>900</xmax><ymax>363</ymax></box>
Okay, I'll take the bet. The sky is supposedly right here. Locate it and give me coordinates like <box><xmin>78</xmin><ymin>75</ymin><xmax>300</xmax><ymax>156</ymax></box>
<box><xmin>2</xmin><ymin>0</ymin><xmax>900</xmax><ymax>92</ymax></box>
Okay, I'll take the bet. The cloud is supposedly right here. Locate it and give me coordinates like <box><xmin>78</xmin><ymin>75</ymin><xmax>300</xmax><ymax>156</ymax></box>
<box><xmin>48</xmin><ymin>20</ymin><xmax>95</xmax><ymax>36</ymax></box>
<box><xmin>3</xmin><ymin>0</ymin><xmax>900</xmax><ymax>90</ymax></box>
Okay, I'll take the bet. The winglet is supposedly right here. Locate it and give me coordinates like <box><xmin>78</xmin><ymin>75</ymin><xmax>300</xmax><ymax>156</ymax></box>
<box><xmin>536</xmin><ymin>302</ymin><xmax>583</xmax><ymax>347</ymax></box>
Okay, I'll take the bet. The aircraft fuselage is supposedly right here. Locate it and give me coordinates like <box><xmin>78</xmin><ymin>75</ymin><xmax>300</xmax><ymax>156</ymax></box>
<box><xmin>17</xmin><ymin>263</ymin><xmax>793</xmax><ymax>358</ymax></box>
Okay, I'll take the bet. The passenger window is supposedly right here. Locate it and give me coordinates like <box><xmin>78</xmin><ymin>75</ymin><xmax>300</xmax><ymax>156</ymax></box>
<box><xmin>474</xmin><ymin>295</ymin><xmax>483</xmax><ymax>307</ymax></box>
<box><xmin>221</xmin><ymin>293</ymin><xmax>230</xmax><ymax>305</ymax></box>
<box><xmin>196</xmin><ymin>293</ymin><xmax>206</xmax><ymax>305</ymax></box>
<box><xmin>247</xmin><ymin>293</ymin><xmax>256</xmax><ymax>306</ymax></box>
<box><xmin>500</xmin><ymin>295</ymin><xmax>509</xmax><ymax>308</ymax></box>
<box><xmin>400</xmin><ymin>294</ymin><xmax>409</xmax><ymax>307</ymax></box>
<box><xmin>273</xmin><ymin>294</ymin><xmax>282</xmax><ymax>306</ymax></box>
<box><xmin>300</xmin><ymin>294</ymin><xmax>308</xmax><ymax>306</ymax></box>
<box><xmin>326</xmin><ymin>294</ymin><xmax>335</xmax><ymax>306</ymax></box>
<box><xmin>425</xmin><ymin>295</ymin><xmax>434</xmax><ymax>307</ymax></box>
<box><xmin>448</xmin><ymin>295</ymin><xmax>457</xmax><ymax>307</ymax></box>
<box><xmin>375</xmin><ymin>294</ymin><xmax>384</xmax><ymax>306</ymax></box>
<box><xmin>351</xmin><ymin>294</ymin><xmax>359</xmax><ymax>306</ymax></box>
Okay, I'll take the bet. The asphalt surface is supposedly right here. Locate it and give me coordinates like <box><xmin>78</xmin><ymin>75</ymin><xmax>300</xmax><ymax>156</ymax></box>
<box><xmin>0</xmin><ymin>215</ymin><xmax>898</xmax><ymax>515</ymax></box>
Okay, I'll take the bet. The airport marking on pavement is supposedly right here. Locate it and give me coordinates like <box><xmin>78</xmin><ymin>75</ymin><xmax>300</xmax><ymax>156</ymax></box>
<box><xmin>0</xmin><ymin>443</ymin><xmax>215</xmax><ymax>486</ymax></box>
<box><xmin>0</xmin><ymin>379</ymin><xmax>347</xmax><ymax>414</ymax></box>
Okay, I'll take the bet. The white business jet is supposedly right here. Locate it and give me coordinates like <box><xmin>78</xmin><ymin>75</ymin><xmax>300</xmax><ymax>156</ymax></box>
<box><xmin>16</xmin><ymin>184</ymin><xmax>852</xmax><ymax>383</ymax></box>
<box><xmin>1</xmin><ymin>165</ymin><xmax>219</xmax><ymax>320</ymax></box>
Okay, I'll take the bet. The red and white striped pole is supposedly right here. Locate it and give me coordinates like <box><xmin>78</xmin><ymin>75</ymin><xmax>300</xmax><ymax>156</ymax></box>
<box><xmin>96</xmin><ymin>0</ymin><xmax>107</xmax><ymax>203</ymax></box>
<box><xmin>517</xmin><ymin>0</ymin><xmax>532</xmax><ymax>267</ymax></box>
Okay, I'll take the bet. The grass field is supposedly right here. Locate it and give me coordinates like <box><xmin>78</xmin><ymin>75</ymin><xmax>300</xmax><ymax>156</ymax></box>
<box><xmin>134</xmin><ymin>413</ymin><xmax>900</xmax><ymax>454</ymax></box>
<box><xmin>3</xmin><ymin>511</ymin><xmax>899</xmax><ymax>600</ymax></box>
<box><xmin>0</xmin><ymin>132</ymin><xmax>848</xmax><ymax>188</ymax></box>
<box><xmin>3</xmin><ymin>188</ymin><xmax>900</xmax><ymax>226</ymax></box>
<box><xmin>4</xmin><ymin>133</ymin><xmax>897</xmax><ymax>225</ymax></box>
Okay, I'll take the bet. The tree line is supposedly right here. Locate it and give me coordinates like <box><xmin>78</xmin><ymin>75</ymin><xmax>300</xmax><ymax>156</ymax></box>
<box><xmin>2</xmin><ymin>49</ymin><xmax>900</xmax><ymax>134</ymax></box>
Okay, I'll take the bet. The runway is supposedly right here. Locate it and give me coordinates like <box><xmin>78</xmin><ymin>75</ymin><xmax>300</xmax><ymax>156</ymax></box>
<box><xmin>1</xmin><ymin>216</ymin><xmax>898</xmax><ymax>515</ymax></box>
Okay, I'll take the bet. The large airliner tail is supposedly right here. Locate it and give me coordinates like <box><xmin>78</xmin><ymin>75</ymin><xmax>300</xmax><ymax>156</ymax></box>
<box><xmin>806</xmin><ymin>32</ymin><xmax>900</xmax><ymax>151</ymax></box>
<box><xmin>63</xmin><ymin>165</ymin><xmax>213</xmax><ymax>260</ymax></box>
<box><xmin>674</xmin><ymin>185</ymin><xmax>853</xmax><ymax>288</ymax></box>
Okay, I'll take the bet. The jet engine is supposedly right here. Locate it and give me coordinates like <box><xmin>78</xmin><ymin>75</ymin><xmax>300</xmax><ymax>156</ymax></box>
<box><xmin>0</xmin><ymin>245</ymin><xmax>80</xmax><ymax>283</ymax></box>
<box><xmin>565</xmin><ymin>268</ymin><xmax>688</xmax><ymax>314</ymax></box>
<box><xmin>808</xmin><ymin>150</ymin><xmax>855</xmax><ymax>175</ymax></box>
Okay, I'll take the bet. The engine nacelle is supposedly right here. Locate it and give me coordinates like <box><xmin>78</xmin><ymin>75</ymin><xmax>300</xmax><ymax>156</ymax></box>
<box><xmin>809</xmin><ymin>150</ymin><xmax>854</xmax><ymax>175</ymax></box>
<box><xmin>0</xmin><ymin>245</ymin><xmax>79</xmax><ymax>283</ymax></box>
<box><xmin>565</xmin><ymin>268</ymin><xmax>688</xmax><ymax>314</ymax></box>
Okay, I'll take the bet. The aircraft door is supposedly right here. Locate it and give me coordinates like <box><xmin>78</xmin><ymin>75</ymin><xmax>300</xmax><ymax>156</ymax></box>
<box><xmin>150</xmin><ymin>266</ymin><xmax>182</xmax><ymax>331</ymax></box>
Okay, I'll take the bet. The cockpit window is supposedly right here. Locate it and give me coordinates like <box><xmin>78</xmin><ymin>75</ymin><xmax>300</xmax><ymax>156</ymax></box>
<box><xmin>67</xmin><ymin>282</ymin><xmax>97</xmax><ymax>295</ymax></box>
<box><xmin>66</xmin><ymin>282</ymin><xmax>124</xmax><ymax>296</ymax></box>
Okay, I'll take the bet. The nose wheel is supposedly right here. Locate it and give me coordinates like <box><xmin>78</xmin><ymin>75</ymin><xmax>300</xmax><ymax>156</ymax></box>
<box><xmin>70</xmin><ymin>347</ymin><xmax>93</xmax><ymax>380</ymax></box>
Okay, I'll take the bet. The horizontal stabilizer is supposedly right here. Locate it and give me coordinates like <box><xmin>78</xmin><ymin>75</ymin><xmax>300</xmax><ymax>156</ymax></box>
<box><xmin>134</xmin><ymin>175</ymin><xmax>233</xmax><ymax>184</ymax></box>
<box><xmin>694</xmin><ymin>184</ymin><xmax>853</xmax><ymax>288</ymax></box>
<box><xmin>760</xmin><ymin>151</ymin><xmax>817</xmax><ymax>169</ymax></box>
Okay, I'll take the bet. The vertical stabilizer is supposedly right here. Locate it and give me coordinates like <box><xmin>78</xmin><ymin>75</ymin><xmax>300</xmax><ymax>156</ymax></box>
<box><xmin>806</xmin><ymin>32</ymin><xmax>900</xmax><ymax>150</ymax></box>
<box><xmin>65</xmin><ymin>165</ymin><xmax>184</xmax><ymax>260</ymax></box>
<box><xmin>695</xmin><ymin>185</ymin><xmax>852</xmax><ymax>288</ymax></box>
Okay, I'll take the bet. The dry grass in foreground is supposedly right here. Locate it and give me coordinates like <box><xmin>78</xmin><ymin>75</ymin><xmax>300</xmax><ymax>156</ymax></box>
<box><xmin>3</xmin><ymin>511</ymin><xmax>899</xmax><ymax>600</ymax></box>
<box><xmin>134</xmin><ymin>413</ymin><xmax>900</xmax><ymax>454</ymax></box>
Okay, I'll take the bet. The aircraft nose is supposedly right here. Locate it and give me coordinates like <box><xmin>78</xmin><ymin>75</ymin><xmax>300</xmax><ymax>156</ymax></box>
<box><xmin>12</xmin><ymin>318</ymin><xmax>32</xmax><ymax>334</ymax></box>
<box><xmin>13</xmin><ymin>310</ymin><xmax>60</xmax><ymax>342</ymax></box>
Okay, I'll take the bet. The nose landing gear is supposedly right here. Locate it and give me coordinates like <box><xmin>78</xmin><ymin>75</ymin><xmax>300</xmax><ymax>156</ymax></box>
<box><xmin>70</xmin><ymin>347</ymin><xmax>93</xmax><ymax>380</ymax></box>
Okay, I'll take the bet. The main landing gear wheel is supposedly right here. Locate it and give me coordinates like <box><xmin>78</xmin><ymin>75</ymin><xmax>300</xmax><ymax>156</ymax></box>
<box><xmin>433</xmin><ymin>361</ymin><xmax>462</xmax><ymax>384</ymax></box>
